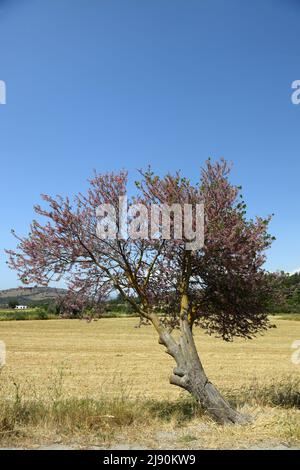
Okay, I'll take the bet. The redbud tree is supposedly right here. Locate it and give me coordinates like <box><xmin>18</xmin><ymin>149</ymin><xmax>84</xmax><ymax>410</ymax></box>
<box><xmin>6</xmin><ymin>160</ymin><xmax>274</xmax><ymax>424</ymax></box>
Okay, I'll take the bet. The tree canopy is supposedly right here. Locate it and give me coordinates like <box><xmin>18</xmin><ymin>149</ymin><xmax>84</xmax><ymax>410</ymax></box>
<box><xmin>7</xmin><ymin>159</ymin><xmax>274</xmax><ymax>341</ymax></box>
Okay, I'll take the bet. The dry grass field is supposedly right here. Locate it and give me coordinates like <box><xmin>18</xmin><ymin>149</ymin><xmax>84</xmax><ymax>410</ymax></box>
<box><xmin>0</xmin><ymin>317</ymin><xmax>299</xmax><ymax>449</ymax></box>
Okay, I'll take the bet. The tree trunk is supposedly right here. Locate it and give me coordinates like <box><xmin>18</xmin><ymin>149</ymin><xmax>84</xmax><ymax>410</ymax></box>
<box><xmin>159</xmin><ymin>318</ymin><xmax>249</xmax><ymax>425</ymax></box>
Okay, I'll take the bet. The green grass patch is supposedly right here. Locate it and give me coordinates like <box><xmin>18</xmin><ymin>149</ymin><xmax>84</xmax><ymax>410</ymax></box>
<box><xmin>0</xmin><ymin>309</ymin><xmax>57</xmax><ymax>321</ymax></box>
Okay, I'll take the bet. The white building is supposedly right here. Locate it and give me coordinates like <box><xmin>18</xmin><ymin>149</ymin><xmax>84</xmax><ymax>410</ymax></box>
<box><xmin>15</xmin><ymin>305</ymin><xmax>28</xmax><ymax>310</ymax></box>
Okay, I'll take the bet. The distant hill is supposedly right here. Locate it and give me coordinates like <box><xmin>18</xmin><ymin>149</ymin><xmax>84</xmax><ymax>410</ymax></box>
<box><xmin>0</xmin><ymin>286</ymin><xmax>66</xmax><ymax>307</ymax></box>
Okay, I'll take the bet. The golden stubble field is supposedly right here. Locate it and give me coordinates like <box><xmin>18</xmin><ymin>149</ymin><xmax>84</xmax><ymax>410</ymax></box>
<box><xmin>0</xmin><ymin>317</ymin><xmax>299</xmax><ymax>449</ymax></box>
<box><xmin>0</xmin><ymin>317</ymin><xmax>299</xmax><ymax>399</ymax></box>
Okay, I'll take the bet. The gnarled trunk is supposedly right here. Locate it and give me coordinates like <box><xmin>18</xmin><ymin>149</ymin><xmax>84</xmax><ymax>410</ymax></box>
<box><xmin>159</xmin><ymin>318</ymin><xmax>249</xmax><ymax>425</ymax></box>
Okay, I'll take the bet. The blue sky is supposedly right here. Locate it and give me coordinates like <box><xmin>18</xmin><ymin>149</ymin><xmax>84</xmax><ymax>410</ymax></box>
<box><xmin>0</xmin><ymin>0</ymin><xmax>300</xmax><ymax>289</ymax></box>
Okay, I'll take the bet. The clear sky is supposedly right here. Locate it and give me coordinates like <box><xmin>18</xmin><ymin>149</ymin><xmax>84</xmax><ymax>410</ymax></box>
<box><xmin>0</xmin><ymin>0</ymin><xmax>300</xmax><ymax>289</ymax></box>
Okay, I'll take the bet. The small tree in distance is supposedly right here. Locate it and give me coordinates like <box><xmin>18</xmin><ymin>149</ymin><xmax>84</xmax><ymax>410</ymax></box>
<box><xmin>8</xmin><ymin>299</ymin><xmax>18</xmax><ymax>309</ymax></box>
<box><xmin>6</xmin><ymin>159</ymin><xmax>274</xmax><ymax>424</ymax></box>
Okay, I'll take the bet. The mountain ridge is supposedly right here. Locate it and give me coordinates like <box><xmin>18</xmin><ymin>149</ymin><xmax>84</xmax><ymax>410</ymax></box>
<box><xmin>0</xmin><ymin>286</ymin><xmax>66</xmax><ymax>306</ymax></box>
